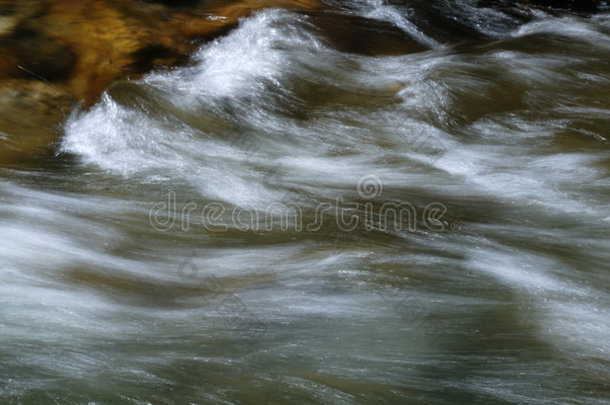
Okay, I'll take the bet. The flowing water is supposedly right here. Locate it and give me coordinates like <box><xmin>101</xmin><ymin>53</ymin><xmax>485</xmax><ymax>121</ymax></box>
<box><xmin>1</xmin><ymin>1</ymin><xmax>610</xmax><ymax>403</ymax></box>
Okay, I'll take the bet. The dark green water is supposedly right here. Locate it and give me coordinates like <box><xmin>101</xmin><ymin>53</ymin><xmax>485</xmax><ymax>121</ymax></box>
<box><xmin>1</xmin><ymin>1</ymin><xmax>609</xmax><ymax>404</ymax></box>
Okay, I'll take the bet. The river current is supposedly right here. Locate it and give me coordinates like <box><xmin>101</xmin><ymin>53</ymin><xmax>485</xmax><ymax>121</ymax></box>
<box><xmin>1</xmin><ymin>1</ymin><xmax>609</xmax><ymax>403</ymax></box>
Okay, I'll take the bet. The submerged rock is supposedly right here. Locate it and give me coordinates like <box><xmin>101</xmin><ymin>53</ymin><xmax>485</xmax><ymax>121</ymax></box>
<box><xmin>526</xmin><ymin>0</ymin><xmax>607</xmax><ymax>14</ymax></box>
<box><xmin>480</xmin><ymin>0</ymin><xmax>608</xmax><ymax>16</ymax></box>
<box><xmin>302</xmin><ymin>10</ymin><xmax>428</xmax><ymax>56</ymax></box>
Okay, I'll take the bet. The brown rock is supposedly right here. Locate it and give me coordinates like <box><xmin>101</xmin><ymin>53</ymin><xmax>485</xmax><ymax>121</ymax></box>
<box><xmin>0</xmin><ymin>80</ymin><xmax>74</xmax><ymax>164</ymax></box>
<box><xmin>0</xmin><ymin>0</ymin><xmax>325</xmax><ymax>164</ymax></box>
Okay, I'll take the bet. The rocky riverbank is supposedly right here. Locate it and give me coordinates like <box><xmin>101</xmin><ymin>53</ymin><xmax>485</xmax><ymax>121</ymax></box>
<box><xmin>0</xmin><ymin>0</ymin><xmax>325</xmax><ymax>163</ymax></box>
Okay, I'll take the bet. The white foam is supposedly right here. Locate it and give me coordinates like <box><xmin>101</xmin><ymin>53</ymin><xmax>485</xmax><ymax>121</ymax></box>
<box><xmin>356</xmin><ymin>0</ymin><xmax>439</xmax><ymax>47</ymax></box>
<box><xmin>513</xmin><ymin>16</ymin><xmax>610</xmax><ymax>47</ymax></box>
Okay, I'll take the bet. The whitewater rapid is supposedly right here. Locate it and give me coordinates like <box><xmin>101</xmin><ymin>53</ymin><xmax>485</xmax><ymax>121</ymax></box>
<box><xmin>2</xmin><ymin>1</ymin><xmax>609</xmax><ymax>403</ymax></box>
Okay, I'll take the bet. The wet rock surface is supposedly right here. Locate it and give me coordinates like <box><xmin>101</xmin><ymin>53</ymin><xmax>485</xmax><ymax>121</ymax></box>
<box><xmin>0</xmin><ymin>0</ymin><xmax>325</xmax><ymax>163</ymax></box>
<box><xmin>303</xmin><ymin>10</ymin><xmax>428</xmax><ymax>55</ymax></box>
